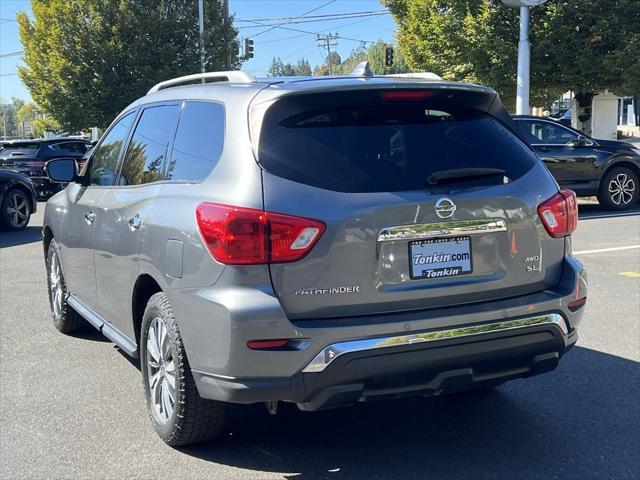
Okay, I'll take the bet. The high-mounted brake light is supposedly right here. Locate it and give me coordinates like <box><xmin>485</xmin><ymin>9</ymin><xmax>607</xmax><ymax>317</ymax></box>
<box><xmin>196</xmin><ymin>203</ymin><xmax>325</xmax><ymax>264</ymax></box>
<box><xmin>537</xmin><ymin>189</ymin><xmax>578</xmax><ymax>238</ymax></box>
<box><xmin>381</xmin><ymin>90</ymin><xmax>432</xmax><ymax>102</ymax></box>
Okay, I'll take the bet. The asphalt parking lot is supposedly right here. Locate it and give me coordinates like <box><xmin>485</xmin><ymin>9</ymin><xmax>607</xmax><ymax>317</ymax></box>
<box><xmin>1</xmin><ymin>202</ymin><xmax>639</xmax><ymax>480</ymax></box>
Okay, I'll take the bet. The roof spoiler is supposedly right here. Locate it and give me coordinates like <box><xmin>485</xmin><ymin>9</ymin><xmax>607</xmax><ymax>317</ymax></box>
<box><xmin>349</xmin><ymin>61</ymin><xmax>442</xmax><ymax>81</ymax></box>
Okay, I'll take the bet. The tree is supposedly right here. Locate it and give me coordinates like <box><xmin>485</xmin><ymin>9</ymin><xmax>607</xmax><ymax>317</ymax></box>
<box><xmin>268</xmin><ymin>57</ymin><xmax>312</xmax><ymax>76</ymax></box>
<box><xmin>295</xmin><ymin>58</ymin><xmax>312</xmax><ymax>76</ymax></box>
<box><xmin>383</xmin><ymin>0</ymin><xmax>640</xmax><ymax>114</ymax></box>
<box><xmin>0</xmin><ymin>98</ymin><xmax>31</xmax><ymax>139</ymax></box>
<box><xmin>16</xmin><ymin>102</ymin><xmax>37</xmax><ymax>137</ymax></box>
<box><xmin>18</xmin><ymin>0</ymin><xmax>239</xmax><ymax>131</ymax></box>
<box><xmin>32</xmin><ymin>116</ymin><xmax>61</xmax><ymax>137</ymax></box>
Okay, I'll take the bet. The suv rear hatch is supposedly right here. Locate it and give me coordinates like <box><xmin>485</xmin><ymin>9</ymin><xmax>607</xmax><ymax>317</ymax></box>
<box><xmin>251</xmin><ymin>86</ymin><xmax>565</xmax><ymax>320</ymax></box>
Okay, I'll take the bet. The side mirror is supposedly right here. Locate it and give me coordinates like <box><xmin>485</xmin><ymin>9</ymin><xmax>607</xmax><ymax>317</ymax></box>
<box><xmin>568</xmin><ymin>136</ymin><xmax>590</xmax><ymax>147</ymax></box>
<box><xmin>45</xmin><ymin>158</ymin><xmax>78</xmax><ymax>183</ymax></box>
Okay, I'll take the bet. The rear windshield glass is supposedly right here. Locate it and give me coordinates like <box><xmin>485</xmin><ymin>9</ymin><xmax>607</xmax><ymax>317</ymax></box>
<box><xmin>257</xmin><ymin>92</ymin><xmax>536</xmax><ymax>193</ymax></box>
<box><xmin>0</xmin><ymin>144</ymin><xmax>39</xmax><ymax>159</ymax></box>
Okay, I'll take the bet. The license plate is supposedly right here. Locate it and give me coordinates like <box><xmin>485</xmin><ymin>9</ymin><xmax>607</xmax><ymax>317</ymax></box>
<box><xmin>409</xmin><ymin>236</ymin><xmax>472</xmax><ymax>280</ymax></box>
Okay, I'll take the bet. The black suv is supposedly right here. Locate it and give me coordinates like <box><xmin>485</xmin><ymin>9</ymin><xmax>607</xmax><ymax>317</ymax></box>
<box><xmin>514</xmin><ymin>115</ymin><xmax>640</xmax><ymax>210</ymax></box>
<box><xmin>0</xmin><ymin>138</ymin><xmax>92</xmax><ymax>199</ymax></box>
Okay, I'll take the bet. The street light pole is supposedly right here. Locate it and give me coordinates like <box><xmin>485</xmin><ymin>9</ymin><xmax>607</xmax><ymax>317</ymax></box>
<box><xmin>516</xmin><ymin>6</ymin><xmax>530</xmax><ymax>114</ymax></box>
<box><xmin>501</xmin><ymin>0</ymin><xmax>547</xmax><ymax>114</ymax></box>
<box><xmin>198</xmin><ymin>0</ymin><xmax>205</xmax><ymax>74</ymax></box>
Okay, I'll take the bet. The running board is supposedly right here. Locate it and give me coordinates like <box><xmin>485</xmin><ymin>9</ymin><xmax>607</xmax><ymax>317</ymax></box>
<box><xmin>67</xmin><ymin>295</ymin><xmax>139</xmax><ymax>358</ymax></box>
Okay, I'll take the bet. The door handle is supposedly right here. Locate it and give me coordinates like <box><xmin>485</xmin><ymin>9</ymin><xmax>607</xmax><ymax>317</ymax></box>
<box><xmin>128</xmin><ymin>214</ymin><xmax>142</xmax><ymax>231</ymax></box>
<box><xmin>84</xmin><ymin>211</ymin><xmax>96</xmax><ymax>224</ymax></box>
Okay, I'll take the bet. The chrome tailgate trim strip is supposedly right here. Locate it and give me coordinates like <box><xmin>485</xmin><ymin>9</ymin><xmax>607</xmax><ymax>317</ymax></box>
<box><xmin>377</xmin><ymin>219</ymin><xmax>507</xmax><ymax>242</ymax></box>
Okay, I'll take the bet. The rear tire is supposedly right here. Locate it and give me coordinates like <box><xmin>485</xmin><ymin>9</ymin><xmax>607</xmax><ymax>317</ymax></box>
<box><xmin>1</xmin><ymin>188</ymin><xmax>31</xmax><ymax>231</ymax></box>
<box><xmin>140</xmin><ymin>292</ymin><xmax>226</xmax><ymax>446</ymax></box>
<box><xmin>46</xmin><ymin>239</ymin><xmax>89</xmax><ymax>333</ymax></box>
<box><xmin>597</xmin><ymin>166</ymin><xmax>639</xmax><ymax>210</ymax></box>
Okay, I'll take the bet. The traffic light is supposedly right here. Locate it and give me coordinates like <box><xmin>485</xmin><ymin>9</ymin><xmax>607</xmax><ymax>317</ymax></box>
<box><xmin>244</xmin><ymin>38</ymin><xmax>254</xmax><ymax>60</ymax></box>
<box><xmin>385</xmin><ymin>46</ymin><xmax>394</xmax><ymax>67</ymax></box>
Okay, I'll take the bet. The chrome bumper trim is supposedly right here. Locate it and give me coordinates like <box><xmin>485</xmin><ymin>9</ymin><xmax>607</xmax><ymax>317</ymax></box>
<box><xmin>302</xmin><ymin>313</ymin><xmax>567</xmax><ymax>373</ymax></box>
<box><xmin>377</xmin><ymin>219</ymin><xmax>507</xmax><ymax>242</ymax></box>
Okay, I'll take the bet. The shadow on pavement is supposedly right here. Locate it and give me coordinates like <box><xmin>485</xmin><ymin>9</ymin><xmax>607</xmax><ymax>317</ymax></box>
<box><xmin>67</xmin><ymin>328</ymin><xmax>112</xmax><ymax>344</ymax></box>
<box><xmin>578</xmin><ymin>202</ymin><xmax>640</xmax><ymax>220</ymax></box>
<box><xmin>181</xmin><ymin>347</ymin><xmax>639</xmax><ymax>479</ymax></box>
<box><xmin>0</xmin><ymin>226</ymin><xmax>42</xmax><ymax>248</ymax></box>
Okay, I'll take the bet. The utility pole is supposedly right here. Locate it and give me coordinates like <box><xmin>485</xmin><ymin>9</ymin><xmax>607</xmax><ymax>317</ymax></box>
<box><xmin>223</xmin><ymin>0</ymin><xmax>231</xmax><ymax>69</ymax></box>
<box><xmin>198</xmin><ymin>0</ymin><xmax>206</xmax><ymax>74</ymax></box>
<box><xmin>316</xmin><ymin>33</ymin><xmax>339</xmax><ymax>75</ymax></box>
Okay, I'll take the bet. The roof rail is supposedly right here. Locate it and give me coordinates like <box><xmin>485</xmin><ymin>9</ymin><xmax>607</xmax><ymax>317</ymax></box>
<box><xmin>147</xmin><ymin>70</ymin><xmax>256</xmax><ymax>95</ymax></box>
<box><xmin>385</xmin><ymin>72</ymin><xmax>443</xmax><ymax>80</ymax></box>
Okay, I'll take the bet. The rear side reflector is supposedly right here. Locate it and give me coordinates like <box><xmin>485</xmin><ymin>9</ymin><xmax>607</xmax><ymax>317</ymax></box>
<box><xmin>381</xmin><ymin>90</ymin><xmax>432</xmax><ymax>102</ymax></box>
<box><xmin>537</xmin><ymin>189</ymin><xmax>578</xmax><ymax>238</ymax></box>
<box><xmin>196</xmin><ymin>203</ymin><xmax>325</xmax><ymax>264</ymax></box>
<box><xmin>247</xmin><ymin>339</ymin><xmax>289</xmax><ymax>350</ymax></box>
<box><xmin>568</xmin><ymin>297</ymin><xmax>587</xmax><ymax>312</ymax></box>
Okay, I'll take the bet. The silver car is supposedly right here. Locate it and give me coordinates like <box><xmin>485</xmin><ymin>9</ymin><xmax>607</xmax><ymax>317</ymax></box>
<box><xmin>43</xmin><ymin>66</ymin><xmax>587</xmax><ymax>446</ymax></box>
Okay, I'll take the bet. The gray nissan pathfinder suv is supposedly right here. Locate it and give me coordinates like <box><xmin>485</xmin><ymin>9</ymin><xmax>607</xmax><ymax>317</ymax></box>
<box><xmin>43</xmin><ymin>65</ymin><xmax>587</xmax><ymax>446</ymax></box>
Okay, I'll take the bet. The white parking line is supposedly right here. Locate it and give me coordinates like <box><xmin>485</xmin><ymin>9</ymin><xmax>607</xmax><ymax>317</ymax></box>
<box><xmin>579</xmin><ymin>211</ymin><xmax>640</xmax><ymax>219</ymax></box>
<box><xmin>573</xmin><ymin>245</ymin><xmax>640</xmax><ymax>255</ymax></box>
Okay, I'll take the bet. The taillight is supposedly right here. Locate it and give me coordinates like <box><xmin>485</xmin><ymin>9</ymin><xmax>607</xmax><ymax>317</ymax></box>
<box><xmin>196</xmin><ymin>203</ymin><xmax>325</xmax><ymax>265</ymax></box>
<box><xmin>537</xmin><ymin>189</ymin><xmax>578</xmax><ymax>238</ymax></box>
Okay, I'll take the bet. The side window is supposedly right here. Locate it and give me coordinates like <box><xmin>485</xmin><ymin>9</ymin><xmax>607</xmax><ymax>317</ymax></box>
<box><xmin>119</xmin><ymin>105</ymin><xmax>180</xmax><ymax>186</ymax></box>
<box><xmin>167</xmin><ymin>102</ymin><xmax>224</xmax><ymax>182</ymax></box>
<box><xmin>525</xmin><ymin>120</ymin><xmax>579</xmax><ymax>145</ymax></box>
<box><xmin>89</xmin><ymin>112</ymin><xmax>135</xmax><ymax>186</ymax></box>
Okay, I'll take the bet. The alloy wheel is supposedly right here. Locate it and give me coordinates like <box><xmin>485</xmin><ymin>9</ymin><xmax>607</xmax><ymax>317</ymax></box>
<box><xmin>49</xmin><ymin>251</ymin><xmax>63</xmax><ymax>320</ymax></box>
<box><xmin>6</xmin><ymin>192</ymin><xmax>30</xmax><ymax>229</ymax></box>
<box><xmin>146</xmin><ymin>317</ymin><xmax>176</xmax><ymax>424</ymax></box>
<box><xmin>608</xmin><ymin>173</ymin><xmax>636</xmax><ymax>206</ymax></box>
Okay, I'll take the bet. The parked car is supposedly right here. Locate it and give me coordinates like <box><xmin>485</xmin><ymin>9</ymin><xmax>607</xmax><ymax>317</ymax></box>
<box><xmin>556</xmin><ymin>109</ymin><xmax>573</xmax><ymax>127</ymax></box>
<box><xmin>513</xmin><ymin>115</ymin><xmax>640</xmax><ymax>210</ymax></box>
<box><xmin>0</xmin><ymin>169</ymin><xmax>37</xmax><ymax>231</ymax></box>
<box><xmin>43</xmin><ymin>68</ymin><xmax>587</xmax><ymax>446</ymax></box>
<box><xmin>0</xmin><ymin>138</ymin><xmax>92</xmax><ymax>199</ymax></box>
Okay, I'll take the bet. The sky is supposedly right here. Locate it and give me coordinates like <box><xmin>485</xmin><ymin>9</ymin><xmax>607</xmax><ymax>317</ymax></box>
<box><xmin>0</xmin><ymin>0</ymin><xmax>396</xmax><ymax>103</ymax></box>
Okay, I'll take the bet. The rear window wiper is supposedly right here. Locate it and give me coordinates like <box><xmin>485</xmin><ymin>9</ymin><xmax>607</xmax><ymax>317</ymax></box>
<box><xmin>426</xmin><ymin>168</ymin><xmax>507</xmax><ymax>186</ymax></box>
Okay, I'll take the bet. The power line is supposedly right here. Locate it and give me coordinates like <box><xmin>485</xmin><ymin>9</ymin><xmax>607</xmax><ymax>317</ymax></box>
<box><xmin>236</xmin><ymin>10</ymin><xmax>388</xmax><ymax>23</ymax></box>
<box><xmin>238</xmin><ymin>12</ymin><xmax>387</xmax><ymax>30</ymax></box>
<box><xmin>237</xmin><ymin>11</ymin><xmax>388</xmax><ymax>29</ymax></box>
<box><xmin>249</xmin><ymin>0</ymin><xmax>337</xmax><ymax>39</ymax></box>
<box><xmin>0</xmin><ymin>51</ymin><xmax>23</xmax><ymax>58</ymax></box>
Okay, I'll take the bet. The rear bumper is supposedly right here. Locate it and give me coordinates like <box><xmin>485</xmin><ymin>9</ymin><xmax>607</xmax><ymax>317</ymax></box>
<box><xmin>193</xmin><ymin>317</ymin><xmax>576</xmax><ymax>410</ymax></box>
<box><xmin>183</xmin><ymin>255</ymin><xmax>587</xmax><ymax>409</ymax></box>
